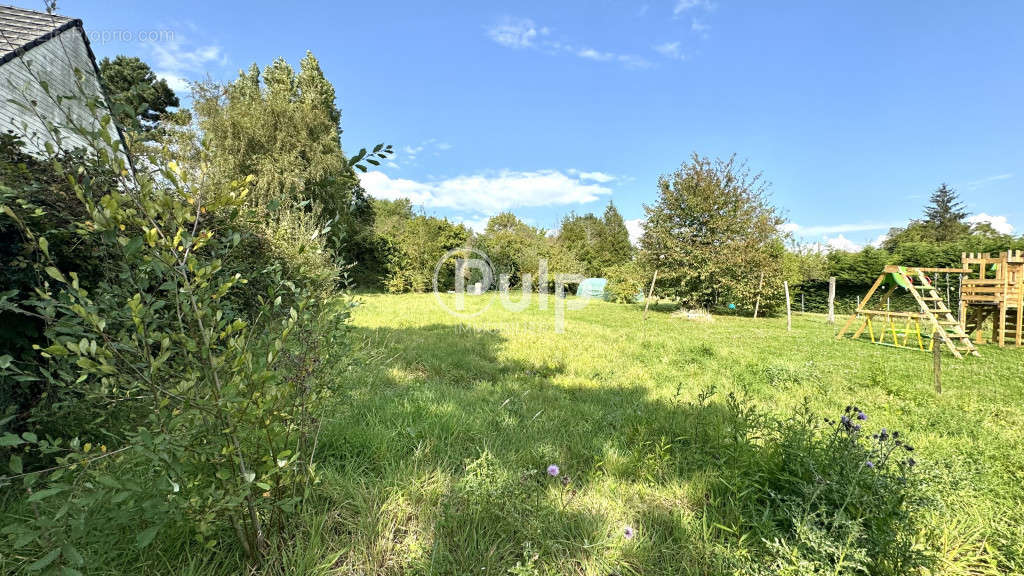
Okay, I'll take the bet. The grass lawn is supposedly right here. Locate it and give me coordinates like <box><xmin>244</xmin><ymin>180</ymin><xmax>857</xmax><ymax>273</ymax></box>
<box><xmin>294</xmin><ymin>292</ymin><xmax>1024</xmax><ymax>575</ymax></box>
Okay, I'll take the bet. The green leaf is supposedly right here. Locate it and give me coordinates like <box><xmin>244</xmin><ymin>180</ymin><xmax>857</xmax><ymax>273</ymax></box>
<box><xmin>22</xmin><ymin>431</ymin><xmax>37</xmax><ymax>443</ymax></box>
<box><xmin>44</xmin><ymin>267</ymin><xmax>66</xmax><ymax>283</ymax></box>
<box><xmin>9</xmin><ymin>454</ymin><xmax>22</xmax><ymax>474</ymax></box>
<box><xmin>0</xmin><ymin>355</ymin><xmax>11</xmax><ymax>369</ymax></box>
<box><xmin>0</xmin><ymin>433</ymin><xmax>23</xmax><ymax>447</ymax></box>
<box><xmin>62</xmin><ymin>543</ymin><xmax>84</xmax><ymax>566</ymax></box>
<box><xmin>136</xmin><ymin>525</ymin><xmax>159</xmax><ymax>549</ymax></box>
<box><xmin>37</xmin><ymin>236</ymin><xmax>48</xmax><ymax>256</ymax></box>
<box><xmin>26</xmin><ymin>547</ymin><xmax>61</xmax><ymax>571</ymax></box>
<box><xmin>12</xmin><ymin>531</ymin><xmax>35</xmax><ymax>549</ymax></box>
<box><xmin>27</xmin><ymin>487</ymin><xmax>65</xmax><ymax>502</ymax></box>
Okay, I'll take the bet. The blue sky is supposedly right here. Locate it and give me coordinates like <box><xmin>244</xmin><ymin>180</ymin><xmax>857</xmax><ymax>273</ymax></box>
<box><xmin>28</xmin><ymin>0</ymin><xmax>1023</xmax><ymax>250</ymax></box>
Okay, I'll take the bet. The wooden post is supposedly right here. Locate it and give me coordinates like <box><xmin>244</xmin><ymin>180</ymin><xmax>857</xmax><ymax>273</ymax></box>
<box><xmin>753</xmin><ymin>271</ymin><xmax>765</xmax><ymax>319</ymax></box>
<box><xmin>958</xmin><ymin>273</ymin><xmax>964</xmax><ymax>325</ymax></box>
<box><xmin>784</xmin><ymin>281</ymin><xmax>792</xmax><ymax>331</ymax></box>
<box><xmin>932</xmin><ymin>328</ymin><xmax>942</xmax><ymax>394</ymax></box>
<box><xmin>642</xmin><ymin>269</ymin><xmax>659</xmax><ymax>321</ymax></box>
<box><xmin>945</xmin><ymin>272</ymin><xmax>950</xmax><ymax>307</ymax></box>
<box><xmin>827</xmin><ymin>277</ymin><xmax>836</xmax><ymax>324</ymax></box>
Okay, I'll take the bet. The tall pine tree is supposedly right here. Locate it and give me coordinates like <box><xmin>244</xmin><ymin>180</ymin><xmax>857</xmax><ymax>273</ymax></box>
<box><xmin>923</xmin><ymin>183</ymin><xmax>969</xmax><ymax>242</ymax></box>
<box><xmin>594</xmin><ymin>202</ymin><xmax>633</xmax><ymax>273</ymax></box>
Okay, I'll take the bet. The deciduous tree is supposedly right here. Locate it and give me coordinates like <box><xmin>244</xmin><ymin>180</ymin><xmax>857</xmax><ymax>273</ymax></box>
<box><xmin>641</xmin><ymin>154</ymin><xmax>785</xmax><ymax>310</ymax></box>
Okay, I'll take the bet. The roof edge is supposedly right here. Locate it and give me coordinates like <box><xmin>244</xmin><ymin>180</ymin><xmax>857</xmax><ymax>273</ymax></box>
<box><xmin>0</xmin><ymin>16</ymin><xmax>81</xmax><ymax>67</ymax></box>
<box><xmin>0</xmin><ymin>17</ymin><xmax>137</xmax><ymax>178</ymax></box>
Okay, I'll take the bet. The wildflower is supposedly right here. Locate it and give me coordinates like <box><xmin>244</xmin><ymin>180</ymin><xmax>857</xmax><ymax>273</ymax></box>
<box><xmin>547</xmin><ymin>464</ymin><xmax>560</xmax><ymax>477</ymax></box>
<box><xmin>853</xmin><ymin>424</ymin><xmax>861</xmax><ymax>432</ymax></box>
<box><xmin>865</xmin><ymin>460</ymin><xmax>875</xmax><ymax>469</ymax></box>
<box><xmin>879</xmin><ymin>428</ymin><xmax>889</xmax><ymax>441</ymax></box>
<box><xmin>623</xmin><ymin>525</ymin><xmax>635</xmax><ymax>540</ymax></box>
<box><xmin>904</xmin><ymin>445</ymin><xmax>914</xmax><ymax>452</ymax></box>
<box><xmin>857</xmin><ymin>411</ymin><xmax>867</xmax><ymax>421</ymax></box>
<box><xmin>907</xmin><ymin>457</ymin><xmax>916</xmax><ymax>467</ymax></box>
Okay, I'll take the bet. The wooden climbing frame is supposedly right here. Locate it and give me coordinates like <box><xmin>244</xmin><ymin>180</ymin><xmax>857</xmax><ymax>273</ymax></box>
<box><xmin>959</xmin><ymin>250</ymin><xmax>1023</xmax><ymax>348</ymax></box>
<box><xmin>837</xmin><ymin>265</ymin><xmax>979</xmax><ymax>358</ymax></box>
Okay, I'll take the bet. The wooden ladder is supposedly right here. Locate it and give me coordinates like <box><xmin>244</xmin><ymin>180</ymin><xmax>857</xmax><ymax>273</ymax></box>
<box><xmin>908</xmin><ymin>269</ymin><xmax>978</xmax><ymax>359</ymax></box>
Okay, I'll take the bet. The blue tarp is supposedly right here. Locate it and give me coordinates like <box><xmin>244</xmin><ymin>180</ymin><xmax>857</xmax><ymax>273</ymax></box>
<box><xmin>576</xmin><ymin>278</ymin><xmax>607</xmax><ymax>298</ymax></box>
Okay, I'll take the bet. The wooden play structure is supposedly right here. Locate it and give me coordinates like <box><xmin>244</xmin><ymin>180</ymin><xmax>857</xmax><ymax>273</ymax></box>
<box><xmin>960</xmin><ymin>250</ymin><xmax>1023</xmax><ymax>348</ymax></box>
<box><xmin>836</xmin><ymin>250</ymin><xmax>1024</xmax><ymax>358</ymax></box>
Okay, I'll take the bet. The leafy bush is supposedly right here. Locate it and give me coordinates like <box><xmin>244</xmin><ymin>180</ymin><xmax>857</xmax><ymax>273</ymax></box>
<box><xmin>604</xmin><ymin>260</ymin><xmax>649</xmax><ymax>303</ymax></box>
<box><xmin>0</xmin><ymin>72</ymin><xmax>359</xmax><ymax>572</ymax></box>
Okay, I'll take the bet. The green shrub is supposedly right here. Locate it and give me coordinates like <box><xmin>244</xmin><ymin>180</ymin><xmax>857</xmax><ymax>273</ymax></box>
<box><xmin>0</xmin><ymin>80</ymin><xmax>352</xmax><ymax>572</ymax></box>
<box><xmin>604</xmin><ymin>260</ymin><xmax>649</xmax><ymax>303</ymax></box>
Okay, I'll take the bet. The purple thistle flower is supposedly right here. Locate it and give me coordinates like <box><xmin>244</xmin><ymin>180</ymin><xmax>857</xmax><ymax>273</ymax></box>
<box><xmin>853</xmin><ymin>424</ymin><xmax>861</xmax><ymax>432</ymax></box>
<box><xmin>865</xmin><ymin>460</ymin><xmax>875</xmax><ymax>469</ymax></box>
<box><xmin>623</xmin><ymin>525</ymin><xmax>635</xmax><ymax>540</ymax></box>
<box><xmin>547</xmin><ymin>464</ymin><xmax>560</xmax><ymax>477</ymax></box>
<box><xmin>857</xmin><ymin>411</ymin><xmax>867</xmax><ymax>421</ymax></box>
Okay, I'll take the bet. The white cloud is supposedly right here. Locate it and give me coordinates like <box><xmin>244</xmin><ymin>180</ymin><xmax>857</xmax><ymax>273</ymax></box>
<box><xmin>486</xmin><ymin>18</ymin><xmax>544</xmax><ymax>49</ymax></box>
<box><xmin>139</xmin><ymin>26</ymin><xmax>226</xmax><ymax>93</ymax></box>
<box><xmin>156</xmin><ymin>72</ymin><xmax>190</xmax><ymax>92</ymax></box>
<box><xmin>578</xmin><ymin>171</ymin><xmax>615</xmax><ymax>183</ymax></box>
<box><xmin>785</xmin><ymin>222</ymin><xmax>899</xmax><ymax>236</ymax></box>
<box><xmin>654</xmin><ymin>41</ymin><xmax>686</xmax><ymax>61</ymax></box>
<box><xmin>400</xmin><ymin>140</ymin><xmax>452</xmax><ymax>164</ymax></box>
<box><xmin>150</xmin><ymin>41</ymin><xmax>224</xmax><ymax>73</ymax></box>
<box><xmin>825</xmin><ymin>235</ymin><xmax>862</xmax><ymax>252</ymax></box>
<box><xmin>964</xmin><ymin>173</ymin><xmax>1013</xmax><ymax>190</ymax></box>
<box><xmin>673</xmin><ymin>0</ymin><xmax>703</xmax><ymax>15</ymax></box>
<box><xmin>456</xmin><ymin>215</ymin><xmax>492</xmax><ymax>233</ymax></box>
<box><xmin>358</xmin><ymin>170</ymin><xmax>612</xmax><ymax>214</ymax></box>
<box><xmin>577</xmin><ymin>48</ymin><xmax>613</xmax><ymax>61</ymax></box>
<box><xmin>966</xmin><ymin>213</ymin><xmax>1015</xmax><ymax>235</ymax></box>
<box><xmin>624</xmin><ymin>218</ymin><xmax>645</xmax><ymax>246</ymax></box>
<box><xmin>871</xmin><ymin>233</ymin><xmax>888</xmax><ymax>248</ymax></box>
<box><xmin>488</xmin><ymin>17</ymin><xmax>649</xmax><ymax>69</ymax></box>
<box><xmin>575</xmin><ymin>48</ymin><xmax>649</xmax><ymax>68</ymax></box>
<box><xmin>691</xmin><ymin>17</ymin><xmax>710</xmax><ymax>34</ymax></box>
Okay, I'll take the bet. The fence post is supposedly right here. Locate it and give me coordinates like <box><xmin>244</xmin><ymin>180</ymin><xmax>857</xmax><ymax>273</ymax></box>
<box><xmin>784</xmin><ymin>281</ymin><xmax>792</xmax><ymax>331</ymax></box>
<box><xmin>933</xmin><ymin>328</ymin><xmax>942</xmax><ymax>394</ymax></box>
<box><xmin>827</xmin><ymin>277</ymin><xmax>836</xmax><ymax>324</ymax></box>
<box><xmin>753</xmin><ymin>271</ymin><xmax>765</xmax><ymax>319</ymax></box>
<box><xmin>642</xmin><ymin>269</ymin><xmax>659</xmax><ymax>322</ymax></box>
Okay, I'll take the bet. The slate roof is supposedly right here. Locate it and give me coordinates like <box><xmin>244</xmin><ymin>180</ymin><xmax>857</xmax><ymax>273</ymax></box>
<box><xmin>0</xmin><ymin>4</ymin><xmax>79</xmax><ymax>65</ymax></box>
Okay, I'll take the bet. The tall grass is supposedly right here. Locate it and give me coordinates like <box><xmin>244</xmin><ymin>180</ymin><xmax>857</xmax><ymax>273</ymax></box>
<box><xmin>6</xmin><ymin>292</ymin><xmax>1020</xmax><ymax>574</ymax></box>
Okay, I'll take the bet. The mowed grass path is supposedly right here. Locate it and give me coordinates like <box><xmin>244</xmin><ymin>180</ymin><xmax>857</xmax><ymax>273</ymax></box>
<box><xmin>310</xmin><ymin>293</ymin><xmax>1024</xmax><ymax>574</ymax></box>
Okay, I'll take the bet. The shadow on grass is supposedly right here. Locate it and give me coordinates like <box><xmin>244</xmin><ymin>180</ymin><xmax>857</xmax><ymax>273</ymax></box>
<box><xmin>312</xmin><ymin>323</ymin><xmax>927</xmax><ymax>575</ymax></box>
